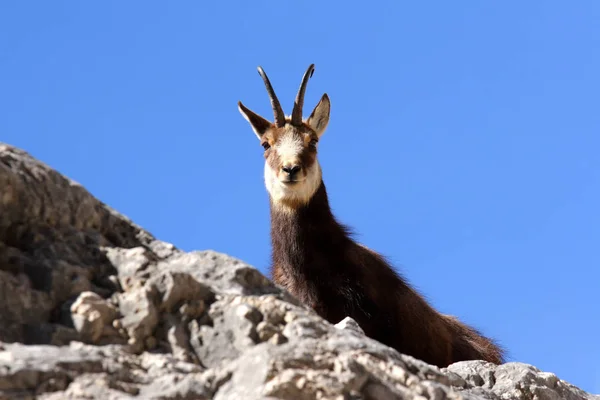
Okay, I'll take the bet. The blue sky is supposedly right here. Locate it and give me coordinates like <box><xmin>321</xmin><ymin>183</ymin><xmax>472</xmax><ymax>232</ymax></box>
<box><xmin>1</xmin><ymin>1</ymin><xmax>599</xmax><ymax>393</ymax></box>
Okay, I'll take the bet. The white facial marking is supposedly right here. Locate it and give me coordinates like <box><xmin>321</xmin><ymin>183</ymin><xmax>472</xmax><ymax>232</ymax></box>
<box><xmin>265</xmin><ymin>161</ymin><xmax>321</xmax><ymax>208</ymax></box>
<box><xmin>264</xmin><ymin>127</ymin><xmax>322</xmax><ymax>208</ymax></box>
<box><xmin>276</xmin><ymin>132</ymin><xmax>303</xmax><ymax>164</ymax></box>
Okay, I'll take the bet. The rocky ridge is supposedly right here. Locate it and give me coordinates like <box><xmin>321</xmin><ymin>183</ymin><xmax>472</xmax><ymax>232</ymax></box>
<box><xmin>0</xmin><ymin>142</ymin><xmax>596</xmax><ymax>399</ymax></box>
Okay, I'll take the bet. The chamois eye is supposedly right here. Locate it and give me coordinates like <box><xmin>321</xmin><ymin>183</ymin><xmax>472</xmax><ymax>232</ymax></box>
<box><xmin>309</xmin><ymin>139</ymin><xmax>318</xmax><ymax>148</ymax></box>
<box><xmin>262</xmin><ymin>142</ymin><xmax>271</xmax><ymax>151</ymax></box>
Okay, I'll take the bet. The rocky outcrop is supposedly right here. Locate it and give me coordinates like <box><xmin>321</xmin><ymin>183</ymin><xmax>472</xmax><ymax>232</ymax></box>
<box><xmin>0</xmin><ymin>142</ymin><xmax>597</xmax><ymax>400</ymax></box>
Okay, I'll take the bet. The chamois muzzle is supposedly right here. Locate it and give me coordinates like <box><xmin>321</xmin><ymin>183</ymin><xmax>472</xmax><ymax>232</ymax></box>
<box><xmin>281</xmin><ymin>164</ymin><xmax>302</xmax><ymax>180</ymax></box>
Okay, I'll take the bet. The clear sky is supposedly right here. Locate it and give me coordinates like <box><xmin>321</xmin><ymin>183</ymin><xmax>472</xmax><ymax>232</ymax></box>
<box><xmin>2</xmin><ymin>1</ymin><xmax>599</xmax><ymax>393</ymax></box>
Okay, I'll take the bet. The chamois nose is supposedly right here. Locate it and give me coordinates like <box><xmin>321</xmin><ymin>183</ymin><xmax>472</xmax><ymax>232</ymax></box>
<box><xmin>282</xmin><ymin>164</ymin><xmax>301</xmax><ymax>176</ymax></box>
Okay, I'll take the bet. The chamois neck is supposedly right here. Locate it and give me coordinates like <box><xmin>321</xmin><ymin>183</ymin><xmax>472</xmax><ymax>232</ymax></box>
<box><xmin>269</xmin><ymin>180</ymin><xmax>351</xmax><ymax>269</ymax></box>
<box><xmin>269</xmin><ymin>180</ymin><xmax>335</xmax><ymax>227</ymax></box>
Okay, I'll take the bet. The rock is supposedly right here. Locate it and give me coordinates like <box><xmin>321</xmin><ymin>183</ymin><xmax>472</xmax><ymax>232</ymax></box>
<box><xmin>334</xmin><ymin>316</ymin><xmax>365</xmax><ymax>336</ymax></box>
<box><xmin>70</xmin><ymin>291</ymin><xmax>120</xmax><ymax>343</ymax></box>
<box><xmin>445</xmin><ymin>361</ymin><xmax>597</xmax><ymax>400</ymax></box>
<box><xmin>0</xmin><ymin>142</ymin><xmax>597</xmax><ymax>399</ymax></box>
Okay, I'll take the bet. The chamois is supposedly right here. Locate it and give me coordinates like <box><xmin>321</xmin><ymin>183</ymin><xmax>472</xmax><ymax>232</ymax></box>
<box><xmin>238</xmin><ymin>64</ymin><xmax>505</xmax><ymax>368</ymax></box>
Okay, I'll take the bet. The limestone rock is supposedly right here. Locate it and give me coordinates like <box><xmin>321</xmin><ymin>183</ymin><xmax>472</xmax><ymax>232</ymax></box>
<box><xmin>0</xmin><ymin>142</ymin><xmax>597</xmax><ymax>400</ymax></box>
<box><xmin>70</xmin><ymin>291</ymin><xmax>120</xmax><ymax>344</ymax></box>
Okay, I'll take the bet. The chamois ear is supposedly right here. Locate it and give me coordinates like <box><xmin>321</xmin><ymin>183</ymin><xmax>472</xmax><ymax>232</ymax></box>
<box><xmin>238</xmin><ymin>101</ymin><xmax>272</xmax><ymax>139</ymax></box>
<box><xmin>307</xmin><ymin>94</ymin><xmax>330</xmax><ymax>137</ymax></box>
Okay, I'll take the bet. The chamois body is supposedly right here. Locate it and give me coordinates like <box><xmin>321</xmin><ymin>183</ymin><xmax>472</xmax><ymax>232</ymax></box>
<box><xmin>238</xmin><ymin>64</ymin><xmax>505</xmax><ymax>368</ymax></box>
<box><xmin>270</xmin><ymin>181</ymin><xmax>503</xmax><ymax>367</ymax></box>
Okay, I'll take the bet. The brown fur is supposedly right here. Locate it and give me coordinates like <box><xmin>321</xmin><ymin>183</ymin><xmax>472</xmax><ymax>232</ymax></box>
<box><xmin>238</xmin><ymin>64</ymin><xmax>505</xmax><ymax>368</ymax></box>
<box><xmin>270</xmin><ymin>181</ymin><xmax>504</xmax><ymax>367</ymax></box>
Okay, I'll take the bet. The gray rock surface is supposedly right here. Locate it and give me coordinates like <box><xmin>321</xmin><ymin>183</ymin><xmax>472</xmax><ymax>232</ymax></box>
<box><xmin>0</xmin><ymin>142</ymin><xmax>597</xmax><ymax>400</ymax></box>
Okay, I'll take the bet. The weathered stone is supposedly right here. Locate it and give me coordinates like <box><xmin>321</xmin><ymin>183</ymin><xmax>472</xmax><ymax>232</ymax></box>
<box><xmin>148</xmin><ymin>271</ymin><xmax>214</xmax><ymax>313</ymax></box>
<box><xmin>446</xmin><ymin>361</ymin><xmax>596</xmax><ymax>400</ymax></box>
<box><xmin>70</xmin><ymin>291</ymin><xmax>119</xmax><ymax>343</ymax></box>
<box><xmin>0</xmin><ymin>142</ymin><xmax>597</xmax><ymax>400</ymax></box>
<box><xmin>334</xmin><ymin>316</ymin><xmax>365</xmax><ymax>336</ymax></box>
<box><xmin>117</xmin><ymin>286</ymin><xmax>159</xmax><ymax>349</ymax></box>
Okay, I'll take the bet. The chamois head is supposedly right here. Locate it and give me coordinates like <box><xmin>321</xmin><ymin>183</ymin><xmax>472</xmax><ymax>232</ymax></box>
<box><xmin>238</xmin><ymin>64</ymin><xmax>331</xmax><ymax>208</ymax></box>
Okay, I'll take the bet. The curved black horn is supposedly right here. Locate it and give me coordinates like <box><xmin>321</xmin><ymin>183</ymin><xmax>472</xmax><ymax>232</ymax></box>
<box><xmin>257</xmin><ymin>66</ymin><xmax>286</xmax><ymax>127</ymax></box>
<box><xmin>291</xmin><ymin>64</ymin><xmax>315</xmax><ymax>126</ymax></box>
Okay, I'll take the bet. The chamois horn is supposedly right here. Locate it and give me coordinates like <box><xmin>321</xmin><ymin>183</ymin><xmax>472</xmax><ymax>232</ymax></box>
<box><xmin>257</xmin><ymin>66</ymin><xmax>286</xmax><ymax>127</ymax></box>
<box><xmin>291</xmin><ymin>64</ymin><xmax>315</xmax><ymax>126</ymax></box>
